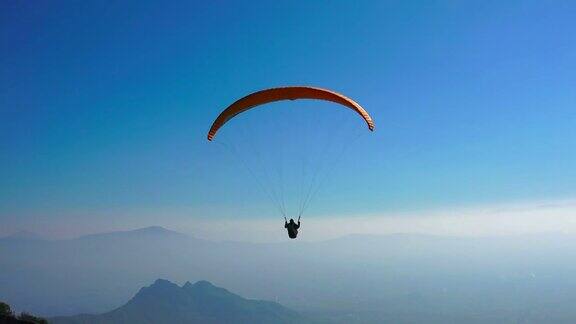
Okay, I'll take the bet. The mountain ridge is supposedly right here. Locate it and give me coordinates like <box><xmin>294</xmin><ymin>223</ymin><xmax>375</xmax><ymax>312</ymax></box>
<box><xmin>76</xmin><ymin>226</ymin><xmax>190</xmax><ymax>241</ymax></box>
<box><xmin>50</xmin><ymin>279</ymin><xmax>305</xmax><ymax>324</ymax></box>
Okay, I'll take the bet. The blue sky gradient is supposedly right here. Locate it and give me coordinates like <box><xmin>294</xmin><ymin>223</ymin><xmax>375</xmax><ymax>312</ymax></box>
<box><xmin>1</xmin><ymin>1</ymin><xmax>576</xmax><ymax>235</ymax></box>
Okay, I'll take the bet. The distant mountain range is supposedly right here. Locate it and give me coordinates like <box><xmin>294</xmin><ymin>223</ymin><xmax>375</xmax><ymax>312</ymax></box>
<box><xmin>51</xmin><ymin>279</ymin><xmax>304</xmax><ymax>324</ymax></box>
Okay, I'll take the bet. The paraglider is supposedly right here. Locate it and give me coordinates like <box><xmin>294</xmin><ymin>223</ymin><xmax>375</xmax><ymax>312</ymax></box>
<box><xmin>284</xmin><ymin>216</ymin><xmax>301</xmax><ymax>239</ymax></box>
<box><xmin>207</xmin><ymin>86</ymin><xmax>374</xmax><ymax>141</ymax></box>
<box><xmin>208</xmin><ymin>86</ymin><xmax>374</xmax><ymax>239</ymax></box>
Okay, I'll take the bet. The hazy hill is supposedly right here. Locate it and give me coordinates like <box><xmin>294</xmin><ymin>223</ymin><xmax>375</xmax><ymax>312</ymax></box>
<box><xmin>75</xmin><ymin>226</ymin><xmax>190</xmax><ymax>241</ymax></box>
<box><xmin>50</xmin><ymin>279</ymin><xmax>303</xmax><ymax>324</ymax></box>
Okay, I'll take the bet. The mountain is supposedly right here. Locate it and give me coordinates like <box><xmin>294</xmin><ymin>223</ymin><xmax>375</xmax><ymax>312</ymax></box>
<box><xmin>50</xmin><ymin>279</ymin><xmax>304</xmax><ymax>324</ymax></box>
<box><xmin>76</xmin><ymin>226</ymin><xmax>191</xmax><ymax>241</ymax></box>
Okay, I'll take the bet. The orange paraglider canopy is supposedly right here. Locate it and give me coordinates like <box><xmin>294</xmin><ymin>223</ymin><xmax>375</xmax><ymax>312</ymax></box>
<box><xmin>207</xmin><ymin>86</ymin><xmax>374</xmax><ymax>141</ymax></box>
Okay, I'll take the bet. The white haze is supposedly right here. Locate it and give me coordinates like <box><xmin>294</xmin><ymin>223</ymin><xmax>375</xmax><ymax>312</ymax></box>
<box><xmin>176</xmin><ymin>198</ymin><xmax>576</xmax><ymax>242</ymax></box>
<box><xmin>3</xmin><ymin>198</ymin><xmax>576</xmax><ymax>242</ymax></box>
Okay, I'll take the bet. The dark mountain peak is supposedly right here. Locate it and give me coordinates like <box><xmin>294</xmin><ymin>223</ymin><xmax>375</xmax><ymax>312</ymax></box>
<box><xmin>135</xmin><ymin>279</ymin><xmax>224</xmax><ymax>299</ymax></box>
<box><xmin>131</xmin><ymin>279</ymin><xmax>182</xmax><ymax>302</ymax></box>
<box><xmin>139</xmin><ymin>278</ymin><xmax>181</xmax><ymax>294</ymax></box>
<box><xmin>151</xmin><ymin>278</ymin><xmax>178</xmax><ymax>288</ymax></box>
<box><xmin>192</xmin><ymin>280</ymin><xmax>216</xmax><ymax>289</ymax></box>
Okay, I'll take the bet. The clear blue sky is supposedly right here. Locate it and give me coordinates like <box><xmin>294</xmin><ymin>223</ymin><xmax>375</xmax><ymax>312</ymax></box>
<box><xmin>1</xmin><ymin>1</ymin><xmax>576</xmax><ymax>234</ymax></box>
